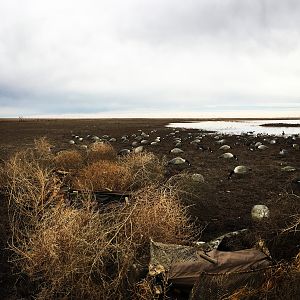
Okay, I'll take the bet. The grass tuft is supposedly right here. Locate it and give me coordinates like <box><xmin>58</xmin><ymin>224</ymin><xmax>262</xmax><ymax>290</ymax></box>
<box><xmin>86</xmin><ymin>142</ymin><xmax>116</xmax><ymax>163</ymax></box>
<box><xmin>54</xmin><ymin>150</ymin><xmax>83</xmax><ymax>171</ymax></box>
<box><xmin>4</xmin><ymin>142</ymin><xmax>194</xmax><ymax>299</ymax></box>
<box><xmin>120</xmin><ymin>152</ymin><xmax>166</xmax><ymax>189</ymax></box>
<box><xmin>76</xmin><ymin>160</ymin><xmax>132</xmax><ymax>191</ymax></box>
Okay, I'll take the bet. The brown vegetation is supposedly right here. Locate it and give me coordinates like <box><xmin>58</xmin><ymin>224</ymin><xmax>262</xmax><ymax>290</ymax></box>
<box><xmin>0</xmin><ymin>116</ymin><xmax>299</xmax><ymax>299</ymax></box>
<box><xmin>3</xmin><ymin>138</ymin><xmax>193</xmax><ymax>299</ymax></box>
<box><xmin>54</xmin><ymin>150</ymin><xmax>84</xmax><ymax>171</ymax></box>
<box><xmin>76</xmin><ymin>160</ymin><xmax>132</xmax><ymax>191</ymax></box>
<box><xmin>120</xmin><ymin>152</ymin><xmax>166</xmax><ymax>189</ymax></box>
<box><xmin>86</xmin><ymin>142</ymin><xmax>116</xmax><ymax>163</ymax></box>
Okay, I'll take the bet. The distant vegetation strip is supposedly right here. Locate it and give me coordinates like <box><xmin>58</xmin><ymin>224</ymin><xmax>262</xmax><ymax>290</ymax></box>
<box><xmin>260</xmin><ymin>123</ymin><xmax>300</xmax><ymax>127</ymax></box>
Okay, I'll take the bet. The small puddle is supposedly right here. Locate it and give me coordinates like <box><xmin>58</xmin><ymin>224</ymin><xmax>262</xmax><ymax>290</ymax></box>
<box><xmin>167</xmin><ymin>119</ymin><xmax>300</xmax><ymax>136</ymax></box>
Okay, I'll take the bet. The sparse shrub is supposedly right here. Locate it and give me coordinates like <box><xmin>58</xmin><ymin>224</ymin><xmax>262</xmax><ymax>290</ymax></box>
<box><xmin>18</xmin><ymin>200</ymin><xmax>112</xmax><ymax>299</ymax></box>
<box><xmin>86</xmin><ymin>142</ymin><xmax>116</xmax><ymax>163</ymax></box>
<box><xmin>224</xmin><ymin>263</ymin><xmax>300</xmax><ymax>299</ymax></box>
<box><xmin>34</xmin><ymin>137</ymin><xmax>53</xmax><ymax>160</ymax></box>
<box><xmin>132</xmin><ymin>278</ymin><xmax>157</xmax><ymax>300</ymax></box>
<box><xmin>5</xmin><ymin>150</ymin><xmax>61</xmax><ymax>245</ymax></box>
<box><xmin>129</xmin><ymin>186</ymin><xmax>194</xmax><ymax>247</ymax></box>
<box><xmin>76</xmin><ymin>160</ymin><xmax>132</xmax><ymax>191</ymax></box>
<box><xmin>54</xmin><ymin>150</ymin><xmax>83</xmax><ymax>171</ymax></box>
<box><xmin>0</xmin><ymin>163</ymin><xmax>8</xmax><ymax>190</ymax></box>
<box><xmin>5</xmin><ymin>143</ymin><xmax>195</xmax><ymax>299</ymax></box>
<box><xmin>9</xmin><ymin>185</ymin><xmax>193</xmax><ymax>299</ymax></box>
<box><xmin>120</xmin><ymin>152</ymin><xmax>166</xmax><ymax>189</ymax></box>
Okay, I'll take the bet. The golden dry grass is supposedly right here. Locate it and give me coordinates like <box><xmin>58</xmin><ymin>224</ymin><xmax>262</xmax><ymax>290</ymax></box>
<box><xmin>86</xmin><ymin>142</ymin><xmax>116</xmax><ymax>163</ymax></box>
<box><xmin>34</xmin><ymin>137</ymin><xmax>53</xmax><ymax>160</ymax></box>
<box><xmin>76</xmin><ymin>152</ymin><xmax>166</xmax><ymax>191</ymax></box>
<box><xmin>131</xmin><ymin>278</ymin><xmax>157</xmax><ymax>300</ymax></box>
<box><xmin>5</xmin><ymin>150</ymin><xmax>61</xmax><ymax>245</ymax></box>
<box><xmin>5</xmin><ymin>139</ymin><xmax>300</xmax><ymax>299</ymax></box>
<box><xmin>129</xmin><ymin>186</ymin><xmax>194</xmax><ymax>247</ymax></box>
<box><xmin>225</xmin><ymin>262</ymin><xmax>300</xmax><ymax>300</ymax></box>
<box><xmin>17</xmin><ymin>200</ymin><xmax>114</xmax><ymax>299</ymax></box>
<box><xmin>54</xmin><ymin>150</ymin><xmax>84</xmax><ymax>171</ymax></box>
<box><xmin>76</xmin><ymin>160</ymin><xmax>132</xmax><ymax>191</ymax></box>
<box><xmin>120</xmin><ymin>152</ymin><xmax>166</xmax><ymax>189</ymax></box>
<box><xmin>5</xmin><ymin>142</ymin><xmax>194</xmax><ymax>299</ymax></box>
<box><xmin>8</xmin><ymin>186</ymin><xmax>192</xmax><ymax>299</ymax></box>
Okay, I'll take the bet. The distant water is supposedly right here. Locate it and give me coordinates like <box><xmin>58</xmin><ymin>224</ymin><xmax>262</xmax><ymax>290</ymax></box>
<box><xmin>167</xmin><ymin>119</ymin><xmax>300</xmax><ymax>136</ymax></box>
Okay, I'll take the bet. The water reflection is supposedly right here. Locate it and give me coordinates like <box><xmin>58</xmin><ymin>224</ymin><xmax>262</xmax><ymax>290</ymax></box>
<box><xmin>167</xmin><ymin>120</ymin><xmax>300</xmax><ymax>136</ymax></box>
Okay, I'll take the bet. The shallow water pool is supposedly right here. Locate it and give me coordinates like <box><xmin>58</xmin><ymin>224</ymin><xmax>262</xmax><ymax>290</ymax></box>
<box><xmin>167</xmin><ymin>119</ymin><xmax>300</xmax><ymax>136</ymax></box>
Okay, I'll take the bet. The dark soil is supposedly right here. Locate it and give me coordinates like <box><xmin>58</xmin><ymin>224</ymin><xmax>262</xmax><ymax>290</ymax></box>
<box><xmin>0</xmin><ymin>118</ymin><xmax>300</xmax><ymax>299</ymax></box>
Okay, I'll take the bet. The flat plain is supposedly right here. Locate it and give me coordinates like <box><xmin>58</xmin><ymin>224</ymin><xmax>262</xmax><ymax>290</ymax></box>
<box><xmin>0</xmin><ymin>118</ymin><xmax>299</xmax><ymax>299</ymax></box>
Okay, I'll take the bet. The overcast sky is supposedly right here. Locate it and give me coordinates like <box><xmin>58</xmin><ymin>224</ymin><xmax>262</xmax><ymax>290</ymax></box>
<box><xmin>0</xmin><ymin>0</ymin><xmax>300</xmax><ymax>118</ymax></box>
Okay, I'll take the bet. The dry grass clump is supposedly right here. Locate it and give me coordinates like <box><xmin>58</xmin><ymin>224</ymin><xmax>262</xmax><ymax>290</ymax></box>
<box><xmin>120</xmin><ymin>152</ymin><xmax>166</xmax><ymax>189</ymax></box>
<box><xmin>54</xmin><ymin>150</ymin><xmax>84</xmax><ymax>171</ymax></box>
<box><xmin>0</xmin><ymin>163</ymin><xmax>8</xmax><ymax>190</ymax></box>
<box><xmin>34</xmin><ymin>137</ymin><xmax>53</xmax><ymax>160</ymax></box>
<box><xmin>76</xmin><ymin>160</ymin><xmax>132</xmax><ymax>191</ymax></box>
<box><xmin>224</xmin><ymin>214</ymin><xmax>300</xmax><ymax>300</ymax></box>
<box><xmin>9</xmin><ymin>184</ymin><xmax>193</xmax><ymax>299</ymax></box>
<box><xmin>129</xmin><ymin>186</ymin><xmax>194</xmax><ymax>247</ymax></box>
<box><xmin>86</xmin><ymin>142</ymin><xmax>116</xmax><ymax>163</ymax></box>
<box><xmin>131</xmin><ymin>278</ymin><xmax>157</xmax><ymax>300</ymax></box>
<box><xmin>5</xmin><ymin>142</ymin><xmax>195</xmax><ymax>299</ymax></box>
<box><xmin>5</xmin><ymin>150</ymin><xmax>61</xmax><ymax>244</ymax></box>
<box><xmin>225</xmin><ymin>263</ymin><xmax>300</xmax><ymax>299</ymax></box>
<box><xmin>65</xmin><ymin>149</ymin><xmax>166</xmax><ymax>192</ymax></box>
<box><xmin>16</xmin><ymin>200</ymin><xmax>119</xmax><ymax>299</ymax></box>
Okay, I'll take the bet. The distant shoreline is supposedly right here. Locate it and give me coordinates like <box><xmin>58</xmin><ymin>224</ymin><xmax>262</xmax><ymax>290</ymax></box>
<box><xmin>0</xmin><ymin>117</ymin><xmax>300</xmax><ymax>122</ymax></box>
<box><xmin>260</xmin><ymin>123</ymin><xmax>300</xmax><ymax>127</ymax></box>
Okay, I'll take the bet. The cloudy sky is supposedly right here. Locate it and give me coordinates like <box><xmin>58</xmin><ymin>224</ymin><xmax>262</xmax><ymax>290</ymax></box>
<box><xmin>0</xmin><ymin>0</ymin><xmax>300</xmax><ymax>118</ymax></box>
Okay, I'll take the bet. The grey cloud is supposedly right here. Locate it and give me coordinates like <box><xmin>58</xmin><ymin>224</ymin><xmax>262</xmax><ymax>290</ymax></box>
<box><xmin>0</xmin><ymin>0</ymin><xmax>299</xmax><ymax>117</ymax></box>
<box><xmin>120</xmin><ymin>0</ymin><xmax>300</xmax><ymax>48</ymax></box>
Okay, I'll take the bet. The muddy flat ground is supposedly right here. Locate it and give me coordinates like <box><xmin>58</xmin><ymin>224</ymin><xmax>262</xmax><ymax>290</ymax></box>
<box><xmin>0</xmin><ymin>118</ymin><xmax>300</xmax><ymax>298</ymax></box>
<box><xmin>0</xmin><ymin>118</ymin><xmax>299</xmax><ymax>236</ymax></box>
